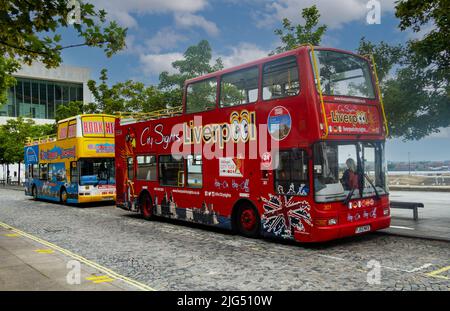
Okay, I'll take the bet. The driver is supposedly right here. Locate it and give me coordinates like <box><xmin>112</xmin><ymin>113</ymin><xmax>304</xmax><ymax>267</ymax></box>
<box><xmin>341</xmin><ymin>158</ymin><xmax>358</xmax><ymax>190</ymax></box>
<box><xmin>98</xmin><ymin>162</ymin><xmax>108</xmax><ymax>180</ymax></box>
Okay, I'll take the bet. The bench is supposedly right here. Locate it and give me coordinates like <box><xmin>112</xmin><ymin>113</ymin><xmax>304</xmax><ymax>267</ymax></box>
<box><xmin>390</xmin><ymin>201</ymin><xmax>424</xmax><ymax>221</ymax></box>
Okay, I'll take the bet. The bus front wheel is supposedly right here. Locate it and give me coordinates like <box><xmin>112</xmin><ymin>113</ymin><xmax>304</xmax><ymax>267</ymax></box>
<box><xmin>60</xmin><ymin>188</ymin><xmax>68</xmax><ymax>204</ymax></box>
<box><xmin>140</xmin><ymin>192</ymin><xmax>153</xmax><ymax>220</ymax></box>
<box><xmin>236</xmin><ymin>203</ymin><xmax>260</xmax><ymax>238</ymax></box>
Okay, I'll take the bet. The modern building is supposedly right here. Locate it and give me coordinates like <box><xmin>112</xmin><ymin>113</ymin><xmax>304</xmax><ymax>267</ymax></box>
<box><xmin>0</xmin><ymin>62</ymin><xmax>92</xmax><ymax>125</ymax></box>
<box><xmin>0</xmin><ymin>62</ymin><xmax>92</xmax><ymax>182</ymax></box>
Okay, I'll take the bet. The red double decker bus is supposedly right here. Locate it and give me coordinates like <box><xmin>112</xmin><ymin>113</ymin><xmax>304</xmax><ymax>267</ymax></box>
<box><xmin>115</xmin><ymin>45</ymin><xmax>390</xmax><ymax>243</ymax></box>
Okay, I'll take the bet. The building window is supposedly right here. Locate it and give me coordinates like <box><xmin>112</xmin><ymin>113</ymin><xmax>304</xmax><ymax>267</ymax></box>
<box><xmin>220</xmin><ymin>67</ymin><xmax>259</xmax><ymax>107</ymax></box>
<box><xmin>262</xmin><ymin>56</ymin><xmax>299</xmax><ymax>100</ymax></box>
<box><xmin>186</xmin><ymin>78</ymin><xmax>217</xmax><ymax>113</ymax></box>
<box><xmin>274</xmin><ymin>149</ymin><xmax>308</xmax><ymax>195</ymax></box>
<box><xmin>187</xmin><ymin>155</ymin><xmax>202</xmax><ymax>188</ymax></box>
<box><xmin>158</xmin><ymin>155</ymin><xmax>185</xmax><ymax>187</ymax></box>
<box><xmin>136</xmin><ymin>155</ymin><xmax>157</xmax><ymax>181</ymax></box>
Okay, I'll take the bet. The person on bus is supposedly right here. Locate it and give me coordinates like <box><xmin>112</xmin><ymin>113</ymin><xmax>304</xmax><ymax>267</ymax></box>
<box><xmin>98</xmin><ymin>162</ymin><xmax>108</xmax><ymax>181</ymax></box>
<box><xmin>341</xmin><ymin>158</ymin><xmax>359</xmax><ymax>190</ymax></box>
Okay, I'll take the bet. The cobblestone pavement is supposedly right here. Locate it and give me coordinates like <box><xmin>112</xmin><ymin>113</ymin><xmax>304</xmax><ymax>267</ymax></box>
<box><xmin>0</xmin><ymin>189</ymin><xmax>449</xmax><ymax>291</ymax></box>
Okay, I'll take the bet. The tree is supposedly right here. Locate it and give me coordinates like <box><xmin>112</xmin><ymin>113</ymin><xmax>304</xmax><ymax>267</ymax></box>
<box><xmin>272</xmin><ymin>5</ymin><xmax>327</xmax><ymax>55</ymax></box>
<box><xmin>356</xmin><ymin>0</ymin><xmax>450</xmax><ymax>140</ymax></box>
<box><xmin>55</xmin><ymin>100</ymin><xmax>89</xmax><ymax>122</ymax></box>
<box><xmin>357</xmin><ymin>37</ymin><xmax>405</xmax><ymax>84</ymax></box>
<box><xmin>0</xmin><ymin>0</ymin><xmax>127</xmax><ymax>105</ymax></box>
<box><xmin>158</xmin><ymin>40</ymin><xmax>223</xmax><ymax>105</ymax></box>
<box><xmin>87</xmin><ymin>69</ymin><xmax>168</xmax><ymax>114</ymax></box>
<box><xmin>396</xmin><ymin>0</ymin><xmax>449</xmax><ymax>87</ymax></box>
<box><xmin>0</xmin><ymin>117</ymin><xmax>53</xmax><ymax>184</ymax></box>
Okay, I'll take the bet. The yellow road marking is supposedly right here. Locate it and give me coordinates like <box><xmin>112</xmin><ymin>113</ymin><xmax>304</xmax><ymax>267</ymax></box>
<box><xmin>4</xmin><ymin>233</ymin><xmax>20</xmax><ymax>237</ymax></box>
<box><xmin>0</xmin><ymin>221</ymin><xmax>156</xmax><ymax>291</ymax></box>
<box><xmin>34</xmin><ymin>249</ymin><xmax>55</xmax><ymax>254</ymax></box>
<box><xmin>426</xmin><ymin>265</ymin><xmax>450</xmax><ymax>280</ymax></box>
<box><xmin>86</xmin><ymin>275</ymin><xmax>115</xmax><ymax>283</ymax></box>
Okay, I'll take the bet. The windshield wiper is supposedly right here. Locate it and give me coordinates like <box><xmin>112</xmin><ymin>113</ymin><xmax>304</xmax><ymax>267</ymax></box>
<box><xmin>363</xmin><ymin>174</ymin><xmax>380</xmax><ymax>200</ymax></box>
<box><xmin>343</xmin><ymin>188</ymin><xmax>356</xmax><ymax>206</ymax></box>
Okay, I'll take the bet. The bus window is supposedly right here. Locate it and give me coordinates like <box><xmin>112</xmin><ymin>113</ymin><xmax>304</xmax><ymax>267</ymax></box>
<box><xmin>220</xmin><ymin>67</ymin><xmax>259</xmax><ymax>107</ymax></box>
<box><xmin>137</xmin><ymin>155</ymin><xmax>157</xmax><ymax>181</ymax></box>
<box><xmin>187</xmin><ymin>155</ymin><xmax>202</xmax><ymax>188</ymax></box>
<box><xmin>186</xmin><ymin>78</ymin><xmax>217</xmax><ymax>113</ymax></box>
<box><xmin>71</xmin><ymin>161</ymin><xmax>79</xmax><ymax>184</ymax></box>
<box><xmin>32</xmin><ymin>164</ymin><xmax>39</xmax><ymax>178</ymax></box>
<box><xmin>312</xmin><ymin>50</ymin><xmax>375</xmax><ymax>98</ymax></box>
<box><xmin>159</xmin><ymin>155</ymin><xmax>185</xmax><ymax>187</ymax></box>
<box><xmin>313</xmin><ymin>142</ymin><xmax>387</xmax><ymax>203</ymax></box>
<box><xmin>262</xmin><ymin>56</ymin><xmax>299</xmax><ymax>100</ymax></box>
<box><xmin>127</xmin><ymin>157</ymin><xmax>134</xmax><ymax>180</ymax></box>
<box><xmin>39</xmin><ymin>163</ymin><xmax>48</xmax><ymax>180</ymax></box>
<box><xmin>274</xmin><ymin>150</ymin><xmax>308</xmax><ymax>195</ymax></box>
<box><xmin>79</xmin><ymin>158</ymin><xmax>115</xmax><ymax>185</ymax></box>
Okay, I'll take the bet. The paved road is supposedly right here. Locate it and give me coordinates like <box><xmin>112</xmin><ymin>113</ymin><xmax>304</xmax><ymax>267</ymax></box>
<box><xmin>0</xmin><ymin>189</ymin><xmax>448</xmax><ymax>291</ymax></box>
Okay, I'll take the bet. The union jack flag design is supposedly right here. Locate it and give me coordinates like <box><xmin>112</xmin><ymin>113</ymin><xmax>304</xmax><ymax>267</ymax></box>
<box><xmin>261</xmin><ymin>190</ymin><xmax>313</xmax><ymax>238</ymax></box>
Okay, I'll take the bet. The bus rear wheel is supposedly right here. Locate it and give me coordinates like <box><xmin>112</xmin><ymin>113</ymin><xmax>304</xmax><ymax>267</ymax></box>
<box><xmin>140</xmin><ymin>193</ymin><xmax>153</xmax><ymax>220</ymax></box>
<box><xmin>31</xmin><ymin>185</ymin><xmax>37</xmax><ymax>200</ymax></box>
<box><xmin>60</xmin><ymin>188</ymin><xmax>68</xmax><ymax>204</ymax></box>
<box><xmin>236</xmin><ymin>203</ymin><xmax>260</xmax><ymax>238</ymax></box>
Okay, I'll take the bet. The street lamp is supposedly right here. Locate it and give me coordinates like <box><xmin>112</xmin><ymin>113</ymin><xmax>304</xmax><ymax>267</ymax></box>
<box><xmin>408</xmin><ymin>152</ymin><xmax>411</xmax><ymax>175</ymax></box>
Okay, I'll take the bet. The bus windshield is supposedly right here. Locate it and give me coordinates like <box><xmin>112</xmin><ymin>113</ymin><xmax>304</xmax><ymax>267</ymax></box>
<box><xmin>312</xmin><ymin>50</ymin><xmax>375</xmax><ymax>99</ymax></box>
<box><xmin>313</xmin><ymin>142</ymin><xmax>387</xmax><ymax>203</ymax></box>
<box><xmin>79</xmin><ymin>158</ymin><xmax>115</xmax><ymax>186</ymax></box>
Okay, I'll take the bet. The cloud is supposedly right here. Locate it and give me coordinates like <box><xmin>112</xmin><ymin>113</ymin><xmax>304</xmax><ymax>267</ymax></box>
<box><xmin>254</xmin><ymin>0</ymin><xmax>397</xmax><ymax>29</ymax></box>
<box><xmin>139</xmin><ymin>52</ymin><xmax>183</xmax><ymax>76</ymax></box>
<box><xmin>174</xmin><ymin>13</ymin><xmax>220</xmax><ymax>36</ymax></box>
<box><xmin>428</xmin><ymin>128</ymin><xmax>450</xmax><ymax>139</ymax></box>
<box><xmin>145</xmin><ymin>28</ymin><xmax>188</xmax><ymax>53</ymax></box>
<box><xmin>216</xmin><ymin>43</ymin><xmax>270</xmax><ymax>69</ymax></box>
<box><xmin>95</xmin><ymin>0</ymin><xmax>209</xmax><ymax>28</ymax></box>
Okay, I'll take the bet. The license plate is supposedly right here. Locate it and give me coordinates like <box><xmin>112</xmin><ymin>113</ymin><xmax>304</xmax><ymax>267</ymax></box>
<box><xmin>355</xmin><ymin>225</ymin><xmax>371</xmax><ymax>234</ymax></box>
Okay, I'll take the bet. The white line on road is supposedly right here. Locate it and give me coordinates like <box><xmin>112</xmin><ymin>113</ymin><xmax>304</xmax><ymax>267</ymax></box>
<box><xmin>390</xmin><ymin>225</ymin><xmax>415</xmax><ymax>230</ymax></box>
<box><xmin>381</xmin><ymin>263</ymin><xmax>433</xmax><ymax>273</ymax></box>
<box><xmin>318</xmin><ymin>254</ymin><xmax>345</xmax><ymax>261</ymax></box>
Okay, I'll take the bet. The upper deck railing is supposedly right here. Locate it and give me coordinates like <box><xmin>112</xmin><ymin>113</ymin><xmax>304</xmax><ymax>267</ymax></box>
<box><xmin>116</xmin><ymin>106</ymin><xmax>183</xmax><ymax>125</ymax></box>
<box><xmin>25</xmin><ymin>134</ymin><xmax>57</xmax><ymax>146</ymax></box>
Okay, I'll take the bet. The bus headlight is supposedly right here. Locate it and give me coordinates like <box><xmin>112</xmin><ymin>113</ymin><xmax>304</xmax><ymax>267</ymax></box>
<box><xmin>383</xmin><ymin>208</ymin><xmax>389</xmax><ymax>216</ymax></box>
<box><xmin>328</xmin><ymin>218</ymin><xmax>338</xmax><ymax>225</ymax></box>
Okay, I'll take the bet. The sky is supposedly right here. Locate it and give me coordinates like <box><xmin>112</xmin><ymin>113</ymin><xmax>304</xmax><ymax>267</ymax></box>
<box><xmin>57</xmin><ymin>0</ymin><xmax>449</xmax><ymax>161</ymax></box>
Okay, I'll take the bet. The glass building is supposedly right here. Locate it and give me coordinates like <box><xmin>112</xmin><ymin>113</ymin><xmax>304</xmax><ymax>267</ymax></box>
<box><xmin>1</xmin><ymin>77</ymin><xmax>84</xmax><ymax>120</ymax></box>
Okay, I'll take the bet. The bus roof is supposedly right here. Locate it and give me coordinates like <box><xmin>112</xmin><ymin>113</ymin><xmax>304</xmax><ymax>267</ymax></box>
<box><xmin>57</xmin><ymin>114</ymin><xmax>116</xmax><ymax>124</ymax></box>
<box><xmin>184</xmin><ymin>45</ymin><xmax>368</xmax><ymax>85</ymax></box>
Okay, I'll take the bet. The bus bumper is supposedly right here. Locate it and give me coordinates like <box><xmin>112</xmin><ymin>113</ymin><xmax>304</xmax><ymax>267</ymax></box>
<box><xmin>77</xmin><ymin>194</ymin><xmax>116</xmax><ymax>203</ymax></box>
<box><xmin>294</xmin><ymin>216</ymin><xmax>391</xmax><ymax>243</ymax></box>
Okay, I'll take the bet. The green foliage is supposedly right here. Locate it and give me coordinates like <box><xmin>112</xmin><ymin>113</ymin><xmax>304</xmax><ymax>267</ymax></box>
<box><xmin>357</xmin><ymin>0</ymin><xmax>450</xmax><ymax>140</ymax></box>
<box><xmin>159</xmin><ymin>40</ymin><xmax>224</xmax><ymax>105</ymax></box>
<box><xmin>0</xmin><ymin>117</ymin><xmax>53</xmax><ymax>165</ymax></box>
<box><xmin>396</xmin><ymin>0</ymin><xmax>449</xmax><ymax>86</ymax></box>
<box><xmin>383</xmin><ymin>66</ymin><xmax>450</xmax><ymax>140</ymax></box>
<box><xmin>272</xmin><ymin>5</ymin><xmax>327</xmax><ymax>55</ymax></box>
<box><xmin>357</xmin><ymin>37</ymin><xmax>405</xmax><ymax>83</ymax></box>
<box><xmin>0</xmin><ymin>57</ymin><xmax>20</xmax><ymax>105</ymax></box>
<box><xmin>0</xmin><ymin>0</ymin><xmax>127</xmax><ymax>105</ymax></box>
<box><xmin>55</xmin><ymin>101</ymin><xmax>86</xmax><ymax>122</ymax></box>
<box><xmin>87</xmin><ymin>69</ymin><xmax>167</xmax><ymax>114</ymax></box>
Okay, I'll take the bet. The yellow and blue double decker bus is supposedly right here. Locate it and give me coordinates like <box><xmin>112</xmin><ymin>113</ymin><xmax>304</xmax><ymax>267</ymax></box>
<box><xmin>24</xmin><ymin>114</ymin><xmax>116</xmax><ymax>204</ymax></box>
